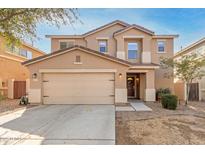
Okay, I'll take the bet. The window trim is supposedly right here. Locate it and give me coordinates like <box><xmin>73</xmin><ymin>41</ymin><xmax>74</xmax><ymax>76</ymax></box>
<box><xmin>157</xmin><ymin>40</ymin><xmax>166</xmax><ymax>53</ymax></box>
<box><xmin>6</xmin><ymin>45</ymin><xmax>32</xmax><ymax>59</ymax></box>
<box><xmin>98</xmin><ymin>40</ymin><xmax>108</xmax><ymax>53</ymax></box>
<box><xmin>74</xmin><ymin>55</ymin><xmax>82</xmax><ymax>64</ymax></box>
<box><xmin>127</xmin><ymin>42</ymin><xmax>139</xmax><ymax>59</ymax></box>
<box><xmin>59</xmin><ymin>40</ymin><xmax>75</xmax><ymax>49</ymax></box>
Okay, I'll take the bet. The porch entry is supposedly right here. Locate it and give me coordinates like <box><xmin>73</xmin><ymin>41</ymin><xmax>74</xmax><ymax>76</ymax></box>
<box><xmin>127</xmin><ymin>73</ymin><xmax>142</xmax><ymax>99</ymax></box>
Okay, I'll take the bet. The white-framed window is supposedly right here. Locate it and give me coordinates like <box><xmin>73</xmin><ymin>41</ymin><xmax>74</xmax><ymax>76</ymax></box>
<box><xmin>26</xmin><ymin>51</ymin><xmax>33</xmax><ymax>59</ymax></box>
<box><xmin>128</xmin><ymin>42</ymin><xmax>138</xmax><ymax>59</ymax></box>
<box><xmin>59</xmin><ymin>40</ymin><xmax>75</xmax><ymax>49</ymax></box>
<box><xmin>20</xmin><ymin>49</ymin><xmax>32</xmax><ymax>59</ymax></box>
<box><xmin>20</xmin><ymin>49</ymin><xmax>27</xmax><ymax>57</ymax></box>
<box><xmin>157</xmin><ymin>41</ymin><xmax>165</xmax><ymax>53</ymax></box>
<box><xmin>99</xmin><ymin>40</ymin><xmax>107</xmax><ymax>53</ymax></box>
<box><xmin>6</xmin><ymin>44</ymin><xmax>32</xmax><ymax>59</ymax></box>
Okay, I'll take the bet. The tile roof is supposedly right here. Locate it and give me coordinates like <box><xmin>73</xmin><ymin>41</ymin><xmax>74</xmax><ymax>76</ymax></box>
<box><xmin>82</xmin><ymin>20</ymin><xmax>130</xmax><ymax>37</ymax></box>
<box><xmin>114</xmin><ymin>24</ymin><xmax>155</xmax><ymax>36</ymax></box>
<box><xmin>22</xmin><ymin>45</ymin><xmax>159</xmax><ymax>68</ymax></box>
<box><xmin>174</xmin><ymin>37</ymin><xmax>205</xmax><ymax>58</ymax></box>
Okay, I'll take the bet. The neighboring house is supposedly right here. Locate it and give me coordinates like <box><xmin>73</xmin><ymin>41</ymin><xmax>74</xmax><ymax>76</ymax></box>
<box><xmin>23</xmin><ymin>20</ymin><xmax>178</xmax><ymax>104</ymax></box>
<box><xmin>174</xmin><ymin>37</ymin><xmax>205</xmax><ymax>102</ymax></box>
<box><xmin>0</xmin><ymin>36</ymin><xmax>45</xmax><ymax>99</ymax></box>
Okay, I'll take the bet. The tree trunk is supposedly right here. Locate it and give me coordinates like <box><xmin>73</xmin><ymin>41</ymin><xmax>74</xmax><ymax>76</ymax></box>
<box><xmin>185</xmin><ymin>83</ymin><xmax>191</xmax><ymax>105</ymax></box>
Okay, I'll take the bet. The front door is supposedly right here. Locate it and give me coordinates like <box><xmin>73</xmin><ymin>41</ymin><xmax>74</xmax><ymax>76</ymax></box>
<box><xmin>127</xmin><ymin>77</ymin><xmax>135</xmax><ymax>98</ymax></box>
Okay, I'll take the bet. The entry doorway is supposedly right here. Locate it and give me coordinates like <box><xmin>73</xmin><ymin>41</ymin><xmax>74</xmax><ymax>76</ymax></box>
<box><xmin>13</xmin><ymin>81</ymin><xmax>26</xmax><ymax>99</ymax></box>
<box><xmin>127</xmin><ymin>74</ymin><xmax>140</xmax><ymax>99</ymax></box>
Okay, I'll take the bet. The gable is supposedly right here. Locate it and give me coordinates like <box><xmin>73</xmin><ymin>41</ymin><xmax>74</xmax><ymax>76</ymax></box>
<box><xmin>114</xmin><ymin>27</ymin><xmax>154</xmax><ymax>38</ymax></box>
<box><xmin>26</xmin><ymin>48</ymin><xmax>130</xmax><ymax>71</ymax></box>
<box><xmin>174</xmin><ymin>38</ymin><xmax>205</xmax><ymax>58</ymax></box>
<box><xmin>84</xmin><ymin>23</ymin><xmax>126</xmax><ymax>39</ymax></box>
<box><xmin>23</xmin><ymin>46</ymin><xmax>133</xmax><ymax>66</ymax></box>
<box><xmin>83</xmin><ymin>20</ymin><xmax>129</xmax><ymax>37</ymax></box>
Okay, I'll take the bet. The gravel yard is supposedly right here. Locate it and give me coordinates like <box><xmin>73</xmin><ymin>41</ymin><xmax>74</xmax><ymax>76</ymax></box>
<box><xmin>0</xmin><ymin>99</ymin><xmax>36</xmax><ymax>115</ymax></box>
<box><xmin>116</xmin><ymin>101</ymin><xmax>205</xmax><ymax>144</ymax></box>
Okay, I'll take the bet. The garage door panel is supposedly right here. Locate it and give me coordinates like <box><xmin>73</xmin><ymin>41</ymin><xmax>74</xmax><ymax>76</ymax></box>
<box><xmin>43</xmin><ymin>82</ymin><xmax>114</xmax><ymax>94</ymax></box>
<box><xmin>44</xmin><ymin>89</ymin><xmax>114</xmax><ymax>97</ymax></box>
<box><xmin>43</xmin><ymin>73</ymin><xmax>114</xmax><ymax>104</ymax></box>
<box><xmin>44</xmin><ymin>96</ymin><xmax>114</xmax><ymax>104</ymax></box>
<box><xmin>43</xmin><ymin>73</ymin><xmax>114</xmax><ymax>80</ymax></box>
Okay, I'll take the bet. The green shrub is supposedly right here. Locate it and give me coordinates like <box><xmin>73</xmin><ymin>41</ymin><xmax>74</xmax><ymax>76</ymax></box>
<box><xmin>156</xmin><ymin>88</ymin><xmax>171</xmax><ymax>101</ymax></box>
<box><xmin>161</xmin><ymin>94</ymin><xmax>178</xmax><ymax>110</ymax></box>
<box><xmin>0</xmin><ymin>93</ymin><xmax>6</xmax><ymax>101</ymax></box>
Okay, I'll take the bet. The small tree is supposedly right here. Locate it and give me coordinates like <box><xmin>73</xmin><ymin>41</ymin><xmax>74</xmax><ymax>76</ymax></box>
<box><xmin>0</xmin><ymin>8</ymin><xmax>80</xmax><ymax>45</ymax></box>
<box><xmin>161</xmin><ymin>53</ymin><xmax>205</xmax><ymax>105</ymax></box>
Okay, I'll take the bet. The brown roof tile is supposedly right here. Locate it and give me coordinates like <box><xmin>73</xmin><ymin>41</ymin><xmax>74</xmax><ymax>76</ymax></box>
<box><xmin>114</xmin><ymin>24</ymin><xmax>155</xmax><ymax>36</ymax></box>
<box><xmin>22</xmin><ymin>45</ymin><xmax>159</xmax><ymax>67</ymax></box>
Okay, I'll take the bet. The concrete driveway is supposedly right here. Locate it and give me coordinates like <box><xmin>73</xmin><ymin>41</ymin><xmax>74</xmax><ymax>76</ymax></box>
<box><xmin>0</xmin><ymin>105</ymin><xmax>115</xmax><ymax>145</ymax></box>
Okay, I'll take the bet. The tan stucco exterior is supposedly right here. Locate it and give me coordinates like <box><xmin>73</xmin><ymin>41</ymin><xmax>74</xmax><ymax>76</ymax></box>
<box><xmin>27</xmin><ymin>49</ymin><xmax>129</xmax><ymax>89</ymax></box>
<box><xmin>174</xmin><ymin>38</ymin><xmax>205</xmax><ymax>101</ymax></box>
<box><xmin>25</xmin><ymin>20</ymin><xmax>177</xmax><ymax>104</ymax></box>
<box><xmin>0</xmin><ymin>37</ymin><xmax>45</xmax><ymax>97</ymax></box>
<box><xmin>25</xmin><ymin>47</ymin><xmax>158</xmax><ymax>104</ymax></box>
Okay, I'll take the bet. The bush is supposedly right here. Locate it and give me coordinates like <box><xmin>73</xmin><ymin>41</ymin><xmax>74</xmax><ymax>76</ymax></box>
<box><xmin>156</xmin><ymin>88</ymin><xmax>171</xmax><ymax>101</ymax></box>
<box><xmin>0</xmin><ymin>93</ymin><xmax>6</xmax><ymax>101</ymax></box>
<box><xmin>161</xmin><ymin>94</ymin><xmax>178</xmax><ymax>110</ymax></box>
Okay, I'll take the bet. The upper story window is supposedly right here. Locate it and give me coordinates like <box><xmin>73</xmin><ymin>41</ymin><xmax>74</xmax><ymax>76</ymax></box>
<box><xmin>59</xmin><ymin>41</ymin><xmax>75</xmax><ymax>50</ymax></box>
<box><xmin>128</xmin><ymin>42</ymin><xmax>138</xmax><ymax>59</ymax></box>
<box><xmin>19</xmin><ymin>49</ymin><xmax>33</xmax><ymax>59</ymax></box>
<box><xmin>99</xmin><ymin>40</ymin><xmax>107</xmax><ymax>53</ymax></box>
<box><xmin>157</xmin><ymin>41</ymin><xmax>165</xmax><ymax>53</ymax></box>
<box><xmin>6</xmin><ymin>44</ymin><xmax>32</xmax><ymax>59</ymax></box>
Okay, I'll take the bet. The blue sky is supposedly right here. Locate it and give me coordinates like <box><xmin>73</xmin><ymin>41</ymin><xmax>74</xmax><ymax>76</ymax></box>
<box><xmin>34</xmin><ymin>8</ymin><xmax>205</xmax><ymax>53</ymax></box>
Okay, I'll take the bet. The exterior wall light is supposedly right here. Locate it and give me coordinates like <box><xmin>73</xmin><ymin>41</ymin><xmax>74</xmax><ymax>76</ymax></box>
<box><xmin>32</xmin><ymin>73</ymin><xmax>37</xmax><ymax>79</ymax></box>
<box><xmin>119</xmin><ymin>73</ymin><xmax>122</xmax><ymax>78</ymax></box>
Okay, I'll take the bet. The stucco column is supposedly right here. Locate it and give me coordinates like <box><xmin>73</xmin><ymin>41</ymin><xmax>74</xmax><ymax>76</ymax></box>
<box><xmin>8</xmin><ymin>79</ymin><xmax>15</xmax><ymax>99</ymax></box>
<box><xmin>26</xmin><ymin>79</ymin><xmax>30</xmax><ymax>95</ymax></box>
<box><xmin>115</xmin><ymin>71</ymin><xmax>127</xmax><ymax>103</ymax></box>
<box><xmin>116</xmin><ymin>37</ymin><xmax>125</xmax><ymax>60</ymax></box>
<box><xmin>141</xmin><ymin>38</ymin><xmax>151</xmax><ymax>63</ymax></box>
<box><xmin>144</xmin><ymin>70</ymin><xmax>156</xmax><ymax>101</ymax></box>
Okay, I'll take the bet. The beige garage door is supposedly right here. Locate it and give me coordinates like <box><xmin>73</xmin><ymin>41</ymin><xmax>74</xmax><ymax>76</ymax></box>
<box><xmin>43</xmin><ymin>73</ymin><xmax>115</xmax><ymax>104</ymax></box>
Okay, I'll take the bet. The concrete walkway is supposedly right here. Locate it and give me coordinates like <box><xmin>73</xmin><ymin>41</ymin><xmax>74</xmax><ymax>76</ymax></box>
<box><xmin>116</xmin><ymin>100</ymin><xmax>152</xmax><ymax>112</ymax></box>
<box><xmin>0</xmin><ymin>105</ymin><xmax>115</xmax><ymax>145</ymax></box>
<box><xmin>130</xmin><ymin>102</ymin><xmax>152</xmax><ymax>111</ymax></box>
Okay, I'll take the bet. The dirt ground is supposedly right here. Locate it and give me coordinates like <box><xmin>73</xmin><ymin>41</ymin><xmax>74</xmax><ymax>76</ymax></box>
<box><xmin>116</xmin><ymin>101</ymin><xmax>205</xmax><ymax>144</ymax></box>
<box><xmin>0</xmin><ymin>99</ymin><xmax>36</xmax><ymax>115</ymax></box>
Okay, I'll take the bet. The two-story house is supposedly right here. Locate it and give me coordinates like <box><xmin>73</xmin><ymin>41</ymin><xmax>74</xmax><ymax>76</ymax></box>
<box><xmin>0</xmin><ymin>36</ymin><xmax>45</xmax><ymax>99</ymax></box>
<box><xmin>23</xmin><ymin>20</ymin><xmax>178</xmax><ymax>104</ymax></box>
<box><xmin>174</xmin><ymin>37</ymin><xmax>205</xmax><ymax>102</ymax></box>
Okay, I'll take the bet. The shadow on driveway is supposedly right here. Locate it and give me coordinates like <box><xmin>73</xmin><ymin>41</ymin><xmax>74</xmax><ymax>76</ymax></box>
<box><xmin>0</xmin><ymin>105</ymin><xmax>115</xmax><ymax>145</ymax></box>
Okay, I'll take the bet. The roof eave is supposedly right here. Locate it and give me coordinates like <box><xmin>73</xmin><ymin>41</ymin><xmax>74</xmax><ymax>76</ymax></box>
<box><xmin>130</xmin><ymin>65</ymin><xmax>160</xmax><ymax>69</ymax></box>
<box><xmin>152</xmin><ymin>35</ymin><xmax>179</xmax><ymax>39</ymax></box>
<box><xmin>45</xmin><ymin>35</ymin><xmax>83</xmax><ymax>39</ymax></box>
<box><xmin>21</xmin><ymin>42</ymin><xmax>46</xmax><ymax>55</ymax></box>
<box><xmin>22</xmin><ymin>46</ymin><xmax>132</xmax><ymax>67</ymax></box>
<box><xmin>82</xmin><ymin>20</ymin><xmax>130</xmax><ymax>37</ymax></box>
<box><xmin>114</xmin><ymin>26</ymin><xmax>154</xmax><ymax>37</ymax></box>
<box><xmin>174</xmin><ymin>37</ymin><xmax>205</xmax><ymax>58</ymax></box>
